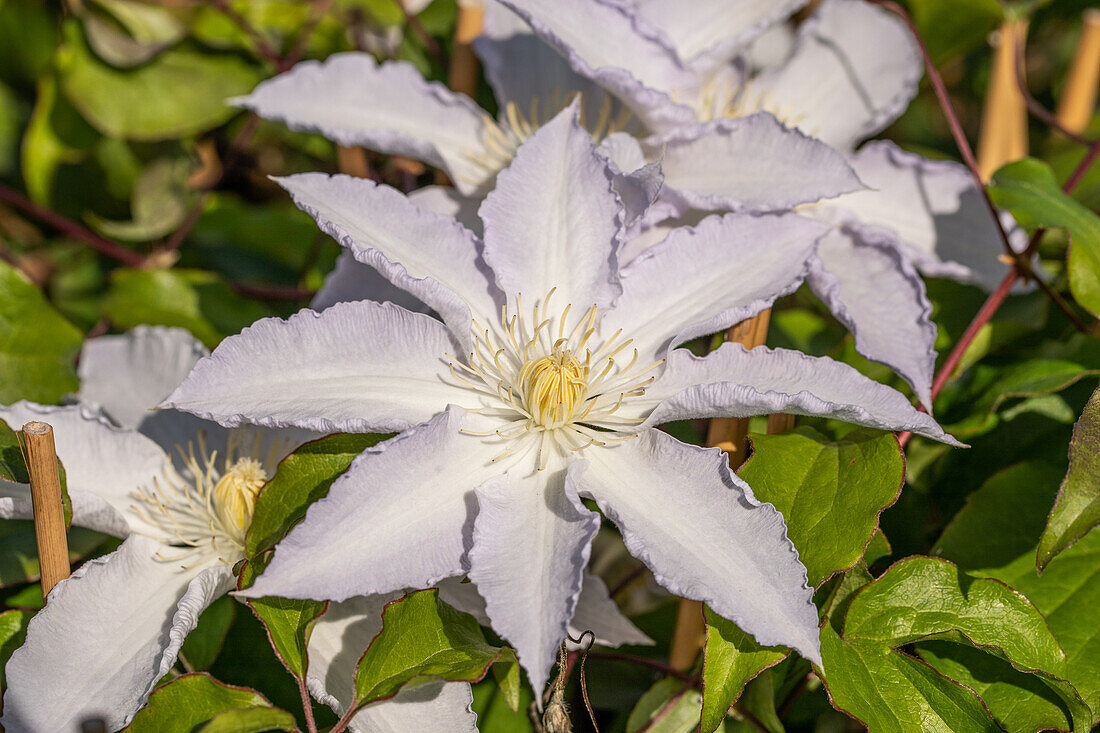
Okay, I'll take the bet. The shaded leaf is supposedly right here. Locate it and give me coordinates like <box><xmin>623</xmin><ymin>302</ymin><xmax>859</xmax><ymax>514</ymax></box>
<box><xmin>1037</xmin><ymin>387</ymin><xmax>1100</xmax><ymax>570</ymax></box>
<box><xmin>245</xmin><ymin>432</ymin><xmax>390</xmax><ymax>558</ymax></box>
<box><xmin>0</xmin><ymin>261</ymin><xmax>83</xmax><ymax>404</ymax></box>
<box><xmin>988</xmin><ymin>158</ymin><xmax>1100</xmax><ymax>317</ymax></box>
<box><xmin>627</xmin><ymin>676</ymin><xmax>702</xmax><ymax>733</ymax></box>
<box><xmin>701</xmin><ymin>608</ymin><xmax>786</xmax><ymax>733</ymax></box>
<box><xmin>87</xmin><ymin>156</ymin><xmax>193</xmax><ymax>242</ymax></box>
<box><xmin>123</xmin><ymin>673</ymin><xmax>294</xmax><ymax>733</ymax></box>
<box><xmin>351</xmin><ymin>589</ymin><xmax>506</xmax><ymax>709</ymax></box>
<box><xmin>0</xmin><ymin>609</ymin><xmax>31</xmax><ymax>691</ymax></box>
<box><xmin>181</xmin><ymin>594</ymin><xmax>238</xmax><ymax>672</ymax></box>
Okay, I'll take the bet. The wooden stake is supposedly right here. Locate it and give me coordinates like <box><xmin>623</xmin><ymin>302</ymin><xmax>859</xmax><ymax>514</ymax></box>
<box><xmin>336</xmin><ymin>145</ymin><xmax>371</xmax><ymax>179</ymax></box>
<box><xmin>668</xmin><ymin>309</ymin><xmax>782</xmax><ymax>671</ymax></box>
<box><xmin>22</xmin><ymin>421</ymin><xmax>70</xmax><ymax>598</ymax></box>
<box><xmin>978</xmin><ymin>19</ymin><xmax>1030</xmax><ymax>181</ymax></box>
<box><xmin>448</xmin><ymin>0</ymin><xmax>484</xmax><ymax>98</ymax></box>
<box><xmin>1055</xmin><ymin>10</ymin><xmax>1100</xmax><ymax>134</ymax></box>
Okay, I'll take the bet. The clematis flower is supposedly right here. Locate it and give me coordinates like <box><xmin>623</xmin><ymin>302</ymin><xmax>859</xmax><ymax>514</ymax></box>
<box><xmin>164</xmin><ymin>108</ymin><xmax>958</xmax><ymax>694</ymax></box>
<box><xmin>0</xmin><ymin>327</ymin><xmax>479</xmax><ymax>733</ymax></box>
<box><xmin>495</xmin><ymin>0</ymin><xmax>1027</xmax><ymax>408</ymax></box>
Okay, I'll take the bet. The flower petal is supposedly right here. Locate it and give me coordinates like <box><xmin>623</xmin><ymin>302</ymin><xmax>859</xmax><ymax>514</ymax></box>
<box><xmin>233</xmin><ymin>54</ymin><xmax>495</xmax><ymax>193</ymax></box>
<box><xmin>808</xmin><ymin>223</ymin><xmax>936</xmax><ymax>409</ymax></box>
<box><xmin>653</xmin><ymin>114</ymin><xmax>864</xmax><ymax>212</ymax></box>
<box><xmin>77</xmin><ymin>326</ymin><xmax>207</xmax><ymax>429</ymax></box>
<box><xmin>468</xmin><ymin>457</ymin><xmax>601</xmax><ymax>693</ymax></box>
<box><xmin>832</xmin><ymin>140</ymin><xmax>1026</xmax><ymax>290</ymax></box>
<box><xmin>239</xmin><ymin>408</ymin><xmax>497</xmax><ymax>603</ymax></box>
<box><xmin>163</xmin><ymin>301</ymin><xmax>475</xmax><ymax>433</ymax></box>
<box><xmin>0</xmin><ymin>535</ymin><xmax>232</xmax><ymax>732</ymax></box>
<box><xmin>310</xmin><ymin>185</ymin><xmax>481</xmax><ymax>312</ymax></box>
<box><xmin>597</xmin><ymin>132</ymin><xmax>665</xmax><ymax>230</ymax></box>
<box><xmin>640</xmin><ymin>344</ymin><xmax>961</xmax><ymax>444</ymax></box>
<box><xmin>0</xmin><ymin>401</ymin><xmax>169</xmax><ymax>538</ymax></box>
<box><xmin>602</xmin><ymin>212</ymin><xmax>827</xmax><ymax>362</ymax></box>
<box><xmin>437</xmin><ymin>572</ymin><xmax>652</xmax><ymax>649</ymax></box>
<box><xmin>496</xmin><ymin>0</ymin><xmax>697</xmax><ymax>130</ymax></box>
<box><xmin>636</xmin><ymin>0</ymin><xmax>806</xmax><ymax>67</ymax></box>
<box><xmin>479</xmin><ymin>103</ymin><xmax>623</xmax><ymax>310</ymax></box>
<box><xmin>749</xmin><ymin>0</ymin><xmax>921</xmax><ymax>150</ymax></box>
<box><xmin>306</xmin><ymin>594</ymin><xmax>477</xmax><ymax>733</ymax></box>
<box><xmin>574</xmin><ymin>430</ymin><xmax>821</xmax><ymax>664</ymax></box>
<box><xmin>276</xmin><ymin>172</ymin><xmax>500</xmax><ymax>340</ymax></box>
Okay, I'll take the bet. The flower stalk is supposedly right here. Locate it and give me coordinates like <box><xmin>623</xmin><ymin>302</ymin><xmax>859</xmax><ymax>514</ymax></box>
<box><xmin>22</xmin><ymin>421</ymin><xmax>70</xmax><ymax>599</ymax></box>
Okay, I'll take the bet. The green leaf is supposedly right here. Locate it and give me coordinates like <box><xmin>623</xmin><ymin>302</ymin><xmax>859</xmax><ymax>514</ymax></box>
<box><xmin>1037</xmin><ymin>387</ymin><xmax>1100</xmax><ymax>570</ymax></box>
<box><xmin>935</xmin><ymin>461</ymin><xmax>1100</xmax><ymax>722</ymax></box>
<box><xmin>20</xmin><ymin>74</ymin><xmax>99</xmax><ymax>205</ymax></box>
<box><xmin>351</xmin><ymin>589</ymin><xmax>506</xmax><ymax>709</ymax></box>
<box><xmin>701</xmin><ymin>608</ymin><xmax>786</xmax><ymax>733</ymax></box>
<box><xmin>627</xmin><ymin>676</ymin><xmax>703</xmax><ymax>733</ymax></box>
<box><xmin>245</xmin><ymin>596</ymin><xmax>328</xmax><ymax>681</ymax></box>
<box><xmin>56</xmin><ymin>20</ymin><xmax>261</xmax><ymax>141</ymax></box>
<box><xmin>0</xmin><ymin>0</ymin><xmax>55</xmax><ymax>85</ymax></box>
<box><xmin>0</xmin><ymin>261</ymin><xmax>83</xmax><ymax>404</ymax></box>
<box><xmin>103</xmin><ymin>267</ymin><xmax>273</xmax><ymax>350</ymax></box>
<box><xmin>123</xmin><ymin>673</ymin><xmax>294</xmax><ymax>733</ymax></box>
<box><xmin>245</xmin><ymin>432</ymin><xmax>391</xmax><ymax>557</ymax></box>
<box><xmin>0</xmin><ymin>608</ymin><xmax>31</xmax><ymax>691</ymax></box>
<box><xmin>906</xmin><ymin>0</ymin><xmax>1003</xmax><ymax>63</ymax></box>
<box><xmin>87</xmin><ymin>156</ymin><xmax>193</xmax><ymax>242</ymax></box>
<box><xmin>81</xmin><ymin>0</ymin><xmax>186</xmax><ymax>67</ymax></box>
<box><xmin>197</xmin><ymin>705</ymin><xmax>298</xmax><ymax>733</ymax></box>
<box><xmin>988</xmin><ymin>158</ymin><xmax>1100</xmax><ymax>317</ymax></box>
<box><xmin>739</xmin><ymin>427</ymin><xmax>904</xmax><ymax>586</ymax></box>
<box><xmin>844</xmin><ymin>558</ymin><xmax>1068</xmax><ymax>676</ymax></box>
<box><xmin>0</xmin><ymin>520</ymin><xmax>105</xmax><ymax>589</ymax></box>
<box><xmin>471</xmin><ymin>676</ymin><xmax>536</xmax><ymax>733</ymax></box>
<box><xmin>490</xmin><ymin>646</ymin><xmax>522</xmax><ymax>713</ymax></box>
<box><xmin>820</xmin><ymin>622</ymin><xmax>1001</xmax><ymax>733</ymax></box>
<box><xmin>180</xmin><ymin>595</ymin><xmax>238</xmax><ymax>671</ymax></box>
<box><xmin>945</xmin><ymin>359</ymin><xmax>1100</xmax><ymax>438</ymax></box>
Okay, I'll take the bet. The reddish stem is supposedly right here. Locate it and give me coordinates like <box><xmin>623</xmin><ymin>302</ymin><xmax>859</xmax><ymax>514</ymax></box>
<box><xmin>0</xmin><ymin>185</ymin><xmax>144</xmax><ymax>266</ymax></box>
<box><xmin>297</xmin><ymin>676</ymin><xmax>318</xmax><ymax>733</ymax></box>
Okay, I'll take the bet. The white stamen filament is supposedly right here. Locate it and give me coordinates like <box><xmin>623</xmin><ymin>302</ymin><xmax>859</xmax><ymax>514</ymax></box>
<box><xmin>451</xmin><ymin>289</ymin><xmax>661</xmax><ymax>470</ymax></box>
<box><xmin>130</xmin><ymin>430</ymin><xmax>284</xmax><ymax>570</ymax></box>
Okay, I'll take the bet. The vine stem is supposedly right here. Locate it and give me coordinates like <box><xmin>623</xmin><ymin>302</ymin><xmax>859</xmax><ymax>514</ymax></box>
<box><xmin>586</xmin><ymin>651</ymin><xmax>695</xmax><ymax>682</ymax></box>
<box><xmin>297</xmin><ymin>676</ymin><xmax>318</xmax><ymax>733</ymax></box>
<box><xmin>0</xmin><ymin>184</ymin><xmax>144</xmax><ymax>267</ymax></box>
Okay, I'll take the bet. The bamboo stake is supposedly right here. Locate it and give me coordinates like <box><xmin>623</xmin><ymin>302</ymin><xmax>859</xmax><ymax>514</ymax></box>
<box><xmin>978</xmin><ymin>19</ymin><xmax>1030</xmax><ymax>181</ymax></box>
<box><xmin>22</xmin><ymin>421</ymin><xmax>70</xmax><ymax>599</ymax></box>
<box><xmin>336</xmin><ymin>145</ymin><xmax>371</xmax><ymax>178</ymax></box>
<box><xmin>1056</xmin><ymin>9</ymin><xmax>1100</xmax><ymax>134</ymax></box>
<box><xmin>668</xmin><ymin>309</ymin><xmax>780</xmax><ymax>671</ymax></box>
<box><xmin>448</xmin><ymin>0</ymin><xmax>484</xmax><ymax>98</ymax></box>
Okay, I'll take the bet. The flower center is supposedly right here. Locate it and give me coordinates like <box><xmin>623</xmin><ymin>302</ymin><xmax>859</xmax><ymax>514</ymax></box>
<box><xmin>131</xmin><ymin>430</ymin><xmax>276</xmax><ymax>569</ymax></box>
<box><xmin>449</xmin><ymin>289</ymin><xmax>662</xmax><ymax>469</ymax></box>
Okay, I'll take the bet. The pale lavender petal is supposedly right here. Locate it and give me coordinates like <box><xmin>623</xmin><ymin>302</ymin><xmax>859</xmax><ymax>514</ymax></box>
<box><xmin>602</xmin><ymin>212</ymin><xmax>827</xmax><ymax>362</ymax></box>
<box><xmin>749</xmin><ymin>0</ymin><xmax>921</xmax><ymax>150</ymax></box>
<box><xmin>0</xmin><ymin>535</ymin><xmax>232</xmax><ymax>732</ymax></box>
<box><xmin>0</xmin><ymin>401</ymin><xmax>168</xmax><ymax>538</ymax></box>
<box><xmin>808</xmin><ymin>223</ymin><xmax>936</xmax><ymax>409</ymax></box>
<box><xmin>276</xmin><ymin>172</ymin><xmax>500</xmax><ymax>340</ymax></box>
<box><xmin>597</xmin><ymin>132</ymin><xmax>664</xmax><ymax>229</ymax></box>
<box><xmin>479</xmin><ymin>103</ymin><xmax>623</xmax><ymax>310</ymax></box>
<box><xmin>833</xmin><ymin>140</ymin><xmax>1027</xmax><ymax>290</ymax></box>
<box><xmin>307</xmin><ymin>594</ymin><xmax>477</xmax><ymax>733</ymax></box>
<box><xmin>239</xmin><ymin>408</ymin><xmax>499</xmax><ymax>603</ymax></box>
<box><xmin>77</xmin><ymin>326</ymin><xmax>207</xmax><ymax>429</ymax></box>
<box><xmin>497</xmin><ymin>0</ymin><xmax>698</xmax><ymax>131</ymax></box>
<box><xmin>233</xmin><ymin>54</ymin><xmax>495</xmax><ymax>194</ymax></box>
<box><xmin>163</xmin><ymin>301</ymin><xmax>477</xmax><ymax>434</ymax></box>
<box><xmin>637</xmin><ymin>0</ymin><xmax>806</xmax><ymax>69</ymax></box>
<box><xmin>654</xmin><ymin>114</ymin><xmax>864</xmax><ymax>212</ymax></box>
<box><xmin>468</xmin><ymin>457</ymin><xmax>601</xmax><ymax>693</ymax></box>
<box><xmin>639</xmin><ymin>344</ymin><xmax>960</xmax><ymax>444</ymax></box>
<box><xmin>574</xmin><ymin>430</ymin><xmax>821</xmax><ymax>664</ymax></box>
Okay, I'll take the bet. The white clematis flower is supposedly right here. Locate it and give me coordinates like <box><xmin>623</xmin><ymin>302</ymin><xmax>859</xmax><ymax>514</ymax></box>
<box><xmin>0</xmin><ymin>327</ymin><xmax>478</xmax><ymax>733</ymax></box>
<box><xmin>495</xmin><ymin>0</ymin><xmax>1029</xmax><ymax>409</ymax></box>
<box><xmin>164</xmin><ymin>107</ymin><xmax>958</xmax><ymax>694</ymax></box>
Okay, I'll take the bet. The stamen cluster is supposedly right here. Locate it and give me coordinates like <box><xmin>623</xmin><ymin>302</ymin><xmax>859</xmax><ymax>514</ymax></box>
<box><xmin>449</xmin><ymin>289</ymin><xmax>661</xmax><ymax>469</ymax></box>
